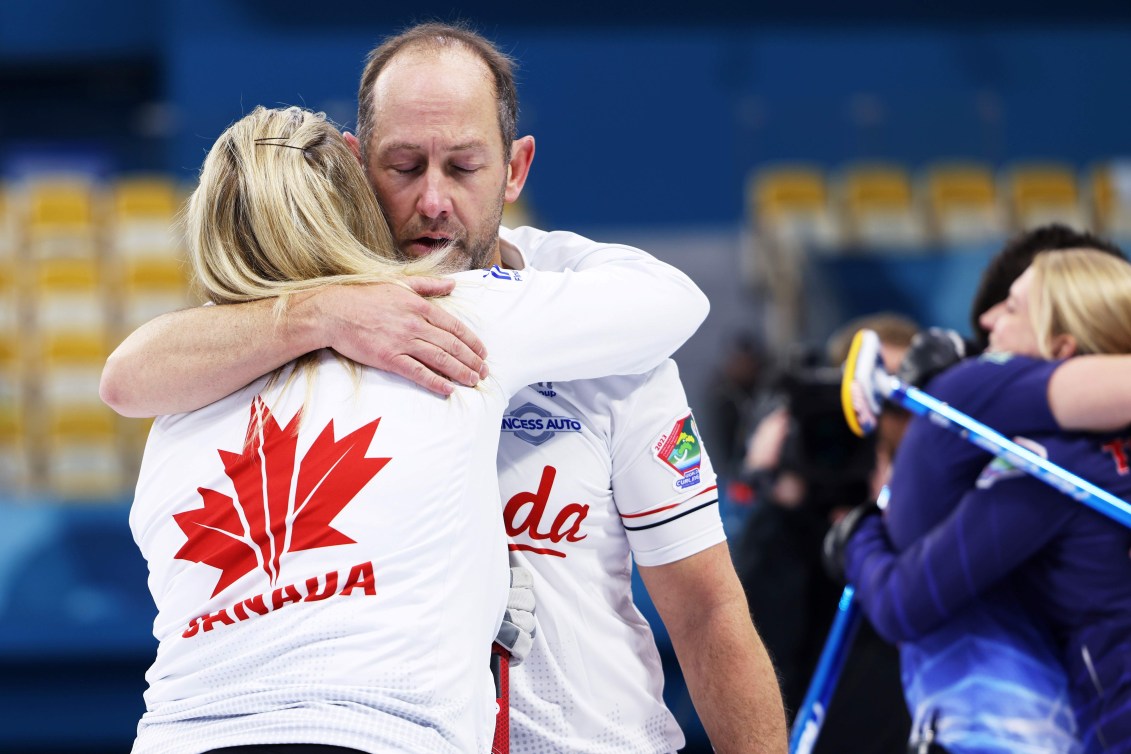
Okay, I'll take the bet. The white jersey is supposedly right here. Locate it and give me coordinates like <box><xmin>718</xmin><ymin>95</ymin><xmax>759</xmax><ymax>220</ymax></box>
<box><xmin>499</xmin><ymin>227</ymin><xmax>726</xmax><ymax>754</ymax></box>
<box><xmin>129</xmin><ymin>259</ymin><xmax>709</xmax><ymax>754</ymax></box>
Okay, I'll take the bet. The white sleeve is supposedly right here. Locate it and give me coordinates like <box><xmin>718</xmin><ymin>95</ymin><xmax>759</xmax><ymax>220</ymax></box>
<box><xmin>456</xmin><ymin>262</ymin><xmax>708</xmax><ymax>395</ymax></box>
<box><xmin>506</xmin><ymin>225</ymin><xmax>702</xmax><ymax>283</ymax></box>
<box><xmin>609</xmin><ymin>360</ymin><xmax>725</xmax><ymax>567</ymax></box>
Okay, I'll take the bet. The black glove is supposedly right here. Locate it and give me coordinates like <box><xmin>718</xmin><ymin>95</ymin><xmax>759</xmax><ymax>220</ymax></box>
<box><xmin>897</xmin><ymin>328</ymin><xmax>969</xmax><ymax>389</ymax></box>
<box><xmin>822</xmin><ymin>500</ymin><xmax>881</xmax><ymax>583</ymax></box>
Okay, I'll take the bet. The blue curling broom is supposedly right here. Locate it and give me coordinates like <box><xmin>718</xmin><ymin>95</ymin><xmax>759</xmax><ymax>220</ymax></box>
<box><xmin>788</xmin><ymin>485</ymin><xmax>886</xmax><ymax>754</ymax></box>
<box><xmin>843</xmin><ymin>329</ymin><xmax>1131</xmax><ymax>530</ymax></box>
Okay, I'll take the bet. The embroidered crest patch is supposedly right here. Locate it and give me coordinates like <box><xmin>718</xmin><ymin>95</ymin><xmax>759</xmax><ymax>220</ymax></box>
<box><xmin>653</xmin><ymin>413</ymin><xmax>704</xmax><ymax>490</ymax></box>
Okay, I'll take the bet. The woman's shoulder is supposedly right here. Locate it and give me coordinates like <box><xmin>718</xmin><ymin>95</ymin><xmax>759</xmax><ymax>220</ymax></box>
<box><xmin>929</xmin><ymin>352</ymin><xmax>1057</xmax><ymax>400</ymax></box>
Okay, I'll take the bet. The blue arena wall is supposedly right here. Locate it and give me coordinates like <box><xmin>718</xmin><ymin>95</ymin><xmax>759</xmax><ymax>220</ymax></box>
<box><xmin>3</xmin><ymin>2</ymin><xmax>1131</xmax><ymax>229</ymax></box>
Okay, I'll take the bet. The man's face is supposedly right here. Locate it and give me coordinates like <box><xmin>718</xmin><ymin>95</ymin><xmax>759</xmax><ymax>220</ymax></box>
<box><xmin>363</xmin><ymin>49</ymin><xmax>508</xmax><ymax>271</ymax></box>
<box><xmin>988</xmin><ymin>267</ymin><xmax>1042</xmax><ymax>356</ymax></box>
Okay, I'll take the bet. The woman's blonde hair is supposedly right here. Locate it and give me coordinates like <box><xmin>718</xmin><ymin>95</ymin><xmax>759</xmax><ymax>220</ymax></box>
<box><xmin>184</xmin><ymin>106</ymin><xmax>461</xmax><ymax>410</ymax></box>
<box><xmin>186</xmin><ymin>105</ymin><xmax>453</xmax><ymax>307</ymax></box>
<box><xmin>1029</xmin><ymin>248</ymin><xmax>1131</xmax><ymax>357</ymax></box>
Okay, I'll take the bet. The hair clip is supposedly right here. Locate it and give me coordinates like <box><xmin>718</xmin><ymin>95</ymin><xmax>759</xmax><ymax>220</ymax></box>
<box><xmin>254</xmin><ymin>137</ymin><xmax>307</xmax><ymax>152</ymax></box>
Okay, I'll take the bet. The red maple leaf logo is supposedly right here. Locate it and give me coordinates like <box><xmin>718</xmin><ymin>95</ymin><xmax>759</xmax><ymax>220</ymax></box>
<box><xmin>173</xmin><ymin>397</ymin><xmax>389</xmax><ymax>597</ymax></box>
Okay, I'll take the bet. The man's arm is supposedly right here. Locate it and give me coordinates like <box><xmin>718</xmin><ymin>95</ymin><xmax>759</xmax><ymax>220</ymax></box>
<box><xmin>100</xmin><ymin>278</ymin><xmax>487</xmax><ymax>417</ymax></box>
<box><xmin>639</xmin><ymin>543</ymin><xmax>787</xmax><ymax>754</ymax></box>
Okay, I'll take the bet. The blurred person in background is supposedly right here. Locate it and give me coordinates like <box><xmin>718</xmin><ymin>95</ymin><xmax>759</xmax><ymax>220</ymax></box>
<box><xmin>706</xmin><ymin>333</ymin><xmax>768</xmax><ymax>477</ymax></box>
<box><xmin>967</xmin><ymin>224</ymin><xmax>1126</xmax><ymax>352</ymax></box>
<box><xmin>831</xmin><ymin>248</ymin><xmax>1131</xmax><ymax>754</ymax></box>
<box><xmin>735</xmin><ymin>312</ymin><xmax>917</xmax><ymax>754</ymax></box>
<box><xmin>101</xmin><ymin>21</ymin><xmax>786</xmax><ymax>754</ymax></box>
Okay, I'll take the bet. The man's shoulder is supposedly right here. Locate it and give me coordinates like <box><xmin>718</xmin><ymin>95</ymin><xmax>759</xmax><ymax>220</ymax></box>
<box><xmin>515</xmin><ymin>360</ymin><xmax>680</xmax><ymax>412</ymax></box>
<box><xmin>506</xmin><ymin>371</ymin><xmax>649</xmax><ymax>424</ymax></box>
<box><xmin>500</xmin><ymin>225</ymin><xmax>648</xmax><ymax>273</ymax></box>
<box><xmin>503</xmin><ymin>361</ymin><xmax>683</xmax><ymax>444</ymax></box>
<box><xmin>501</xmin><ymin>224</ymin><xmax>594</xmax><ymax>251</ymax></box>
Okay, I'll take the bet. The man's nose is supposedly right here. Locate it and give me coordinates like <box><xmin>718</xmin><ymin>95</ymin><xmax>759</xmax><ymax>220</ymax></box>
<box><xmin>416</xmin><ymin>169</ymin><xmax>453</xmax><ymax>219</ymax></box>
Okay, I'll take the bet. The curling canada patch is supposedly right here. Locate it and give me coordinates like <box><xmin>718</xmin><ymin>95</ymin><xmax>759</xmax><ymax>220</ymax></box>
<box><xmin>173</xmin><ymin>397</ymin><xmax>386</xmax><ymax>636</ymax></box>
<box><xmin>653</xmin><ymin>413</ymin><xmax>704</xmax><ymax>490</ymax></box>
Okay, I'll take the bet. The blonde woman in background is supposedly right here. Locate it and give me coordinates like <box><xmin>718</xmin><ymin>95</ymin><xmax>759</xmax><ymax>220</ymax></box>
<box><xmin>126</xmin><ymin>106</ymin><xmax>709</xmax><ymax>754</ymax></box>
<box><xmin>837</xmin><ymin>249</ymin><xmax>1131</xmax><ymax>753</ymax></box>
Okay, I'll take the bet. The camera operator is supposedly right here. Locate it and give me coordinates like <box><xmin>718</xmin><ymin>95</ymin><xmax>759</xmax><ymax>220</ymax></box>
<box><xmin>735</xmin><ymin>313</ymin><xmax>917</xmax><ymax>754</ymax></box>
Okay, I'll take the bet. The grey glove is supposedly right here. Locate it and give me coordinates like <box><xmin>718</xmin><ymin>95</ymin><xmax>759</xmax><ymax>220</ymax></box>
<box><xmin>897</xmin><ymin>328</ymin><xmax>969</xmax><ymax>389</ymax></box>
<box><xmin>495</xmin><ymin>560</ymin><xmax>536</xmax><ymax>664</ymax></box>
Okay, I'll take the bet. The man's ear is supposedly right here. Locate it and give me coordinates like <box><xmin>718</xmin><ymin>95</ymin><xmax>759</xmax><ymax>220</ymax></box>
<box><xmin>343</xmin><ymin>132</ymin><xmax>363</xmax><ymax>164</ymax></box>
<box><xmin>504</xmin><ymin>135</ymin><xmax>535</xmax><ymax>203</ymax></box>
<box><xmin>1050</xmin><ymin>333</ymin><xmax>1079</xmax><ymax>359</ymax></box>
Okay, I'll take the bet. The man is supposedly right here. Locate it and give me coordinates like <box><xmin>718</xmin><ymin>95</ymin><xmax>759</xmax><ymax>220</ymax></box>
<box><xmin>101</xmin><ymin>21</ymin><xmax>786</xmax><ymax>754</ymax></box>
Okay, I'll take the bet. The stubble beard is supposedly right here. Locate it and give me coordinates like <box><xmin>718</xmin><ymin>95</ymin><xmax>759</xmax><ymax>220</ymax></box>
<box><xmin>418</xmin><ymin>181</ymin><xmax>507</xmax><ymax>272</ymax></box>
<box><xmin>465</xmin><ymin>195</ymin><xmax>505</xmax><ymax>271</ymax></box>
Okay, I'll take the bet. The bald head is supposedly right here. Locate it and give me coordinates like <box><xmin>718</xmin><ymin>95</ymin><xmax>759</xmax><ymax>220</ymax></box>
<box><xmin>356</xmin><ymin>22</ymin><xmax>518</xmax><ymax>164</ymax></box>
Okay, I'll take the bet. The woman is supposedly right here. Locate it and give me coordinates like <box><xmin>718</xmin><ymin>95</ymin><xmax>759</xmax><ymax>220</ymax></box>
<box><xmin>128</xmin><ymin>106</ymin><xmax>708</xmax><ymax>754</ymax></box>
<box><xmin>841</xmin><ymin>249</ymin><xmax>1131</xmax><ymax>753</ymax></box>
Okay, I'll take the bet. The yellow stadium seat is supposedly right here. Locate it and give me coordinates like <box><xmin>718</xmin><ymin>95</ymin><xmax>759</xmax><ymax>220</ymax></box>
<box><xmin>0</xmin><ymin>262</ymin><xmax>21</xmax><ymax>335</ymax></box>
<box><xmin>110</xmin><ymin>175</ymin><xmax>186</xmax><ymax>262</ymax></box>
<box><xmin>35</xmin><ymin>385</ymin><xmax>123</xmax><ymax>498</ymax></box>
<box><xmin>115</xmin><ymin>256</ymin><xmax>192</xmax><ymax>333</ymax></box>
<box><xmin>749</xmin><ymin>165</ymin><xmax>841</xmax><ymax>248</ymax></box>
<box><xmin>44</xmin><ymin>405</ymin><xmax>117</xmax><ymax>439</ymax></box>
<box><xmin>121</xmin><ymin>289</ymin><xmax>192</xmax><ymax>334</ymax></box>
<box><xmin>123</xmin><ymin>258</ymin><xmax>187</xmax><ymax>289</ymax></box>
<box><xmin>107</xmin><ymin>176</ymin><xmax>190</xmax><ymax>338</ymax></box>
<box><xmin>0</xmin><ymin>333</ymin><xmax>21</xmax><ymax>428</ymax></box>
<box><xmin>112</xmin><ymin>175</ymin><xmax>180</xmax><ymax>219</ymax></box>
<box><xmin>30</xmin><ymin>259</ymin><xmax>107</xmax><ymax>339</ymax></box>
<box><xmin>40</xmin><ymin>330</ymin><xmax>107</xmax><ymax>362</ymax></box>
<box><xmin>0</xmin><ymin>329</ymin><xmax>17</xmax><ymax>367</ymax></box>
<box><xmin>1089</xmin><ymin>162</ymin><xmax>1131</xmax><ymax>240</ymax></box>
<box><xmin>0</xmin><ymin>337</ymin><xmax>21</xmax><ymax>421</ymax></box>
<box><xmin>0</xmin><ymin>186</ymin><xmax>20</xmax><ymax>263</ymax></box>
<box><xmin>35</xmin><ymin>257</ymin><xmax>100</xmax><ymax>288</ymax></box>
<box><xmin>839</xmin><ymin>163</ymin><xmax>927</xmax><ymax>250</ymax></box>
<box><xmin>922</xmin><ymin>162</ymin><xmax>1005</xmax><ymax>244</ymax></box>
<box><xmin>25</xmin><ymin>178</ymin><xmax>101</xmax><ymax>261</ymax></box>
<box><xmin>29</xmin><ymin>180</ymin><xmax>94</xmax><ymax>227</ymax></box>
<box><xmin>39</xmin><ymin>331</ymin><xmax>107</xmax><ymax>384</ymax></box>
<box><xmin>1004</xmin><ymin>162</ymin><xmax>1085</xmax><ymax>230</ymax></box>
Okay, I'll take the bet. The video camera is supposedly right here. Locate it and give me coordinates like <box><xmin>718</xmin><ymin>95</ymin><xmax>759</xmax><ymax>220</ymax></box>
<box><xmin>775</xmin><ymin>349</ymin><xmax>876</xmax><ymax>514</ymax></box>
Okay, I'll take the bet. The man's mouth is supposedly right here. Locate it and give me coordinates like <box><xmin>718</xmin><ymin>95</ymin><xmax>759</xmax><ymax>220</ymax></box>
<box><xmin>404</xmin><ymin>235</ymin><xmax>453</xmax><ymax>255</ymax></box>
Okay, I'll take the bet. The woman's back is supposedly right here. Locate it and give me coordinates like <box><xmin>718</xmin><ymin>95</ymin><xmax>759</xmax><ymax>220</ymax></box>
<box><xmin>132</xmin><ymin>349</ymin><xmax>511</xmax><ymax>753</ymax></box>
